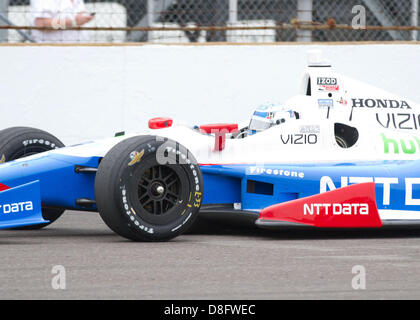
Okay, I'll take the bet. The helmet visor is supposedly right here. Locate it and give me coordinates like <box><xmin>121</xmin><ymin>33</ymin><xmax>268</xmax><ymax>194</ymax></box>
<box><xmin>249</xmin><ymin>112</ymin><xmax>272</xmax><ymax>131</ymax></box>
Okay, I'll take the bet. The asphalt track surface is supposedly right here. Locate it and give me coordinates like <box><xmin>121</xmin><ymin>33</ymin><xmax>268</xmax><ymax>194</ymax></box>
<box><xmin>1</xmin><ymin>211</ymin><xmax>420</xmax><ymax>300</ymax></box>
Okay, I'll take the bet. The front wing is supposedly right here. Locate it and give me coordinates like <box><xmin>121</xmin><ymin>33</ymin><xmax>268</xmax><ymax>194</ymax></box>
<box><xmin>0</xmin><ymin>181</ymin><xmax>47</xmax><ymax>229</ymax></box>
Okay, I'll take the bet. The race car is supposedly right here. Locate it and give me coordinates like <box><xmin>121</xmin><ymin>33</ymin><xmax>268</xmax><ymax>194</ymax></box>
<box><xmin>1</xmin><ymin>55</ymin><xmax>420</xmax><ymax>241</ymax></box>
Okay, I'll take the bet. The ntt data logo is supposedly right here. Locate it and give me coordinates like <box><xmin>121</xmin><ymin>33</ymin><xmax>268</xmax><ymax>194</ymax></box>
<box><xmin>0</xmin><ymin>201</ymin><xmax>33</xmax><ymax>214</ymax></box>
<box><xmin>303</xmin><ymin>203</ymin><xmax>369</xmax><ymax>216</ymax></box>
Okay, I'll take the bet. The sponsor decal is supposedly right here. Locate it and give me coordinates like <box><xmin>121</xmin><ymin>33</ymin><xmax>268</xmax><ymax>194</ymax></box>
<box><xmin>320</xmin><ymin>176</ymin><xmax>420</xmax><ymax>206</ymax></box>
<box><xmin>128</xmin><ymin>149</ymin><xmax>145</xmax><ymax>166</ymax></box>
<box><xmin>352</xmin><ymin>98</ymin><xmax>411</xmax><ymax>109</ymax></box>
<box><xmin>0</xmin><ymin>201</ymin><xmax>33</xmax><ymax>214</ymax></box>
<box><xmin>317</xmin><ymin>77</ymin><xmax>339</xmax><ymax>92</ymax></box>
<box><xmin>299</xmin><ymin>125</ymin><xmax>320</xmax><ymax>134</ymax></box>
<box><xmin>377</xmin><ymin>113</ymin><xmax>420</xmax><ymax>130</ymax></box>
<box><xmin>280</xmin><ymin>133</ymin><xmax>318</xmax><ymax>145</ymax></box>
<box><xmin>22</xmin><ymin>139</ymin><xmax>58</xmax><ymax>148</ymax></box>
<box><xmin>318</xmin><ymin>99</ymin><xmax>334</xmax><ymax>109</ymax></box>
<box><xmin>381</xmin><ymin>133</ymin><xmax>420</xmax><ymax>154</ymax></box>
<box><xmin>317</xmin><ymin>77</ymin><xmax>337</xmax><ymax>85</ymax></box>
<box><xmin>319</xmin><ymin>85</ymin><xmax>340</xmax><ymax>92</ymax></box>
<box><xmin>304</xmin><ymin>203</ymin><xmax>369</xmax><ymax>216</ymax></box>
<box><xmin>121</xmin><ymin>185</ymin><xmax>154</xmax><ymax>234</ymax></box>
<box><xmin>321</xmin><ymin>85</ymin><xmax>339</xmax><ymax>92</ymax></box>
<box><xmin>337</xmin><ymin>97</ymin><xmax>348</xmax><ymax>106</ymax></box>
<box><xmin>248</xmin><ymin>166</ymin><xmax>305</xmax><ymax>179</ymax></box>
<box><xmin>260</xmin><ymin>182</ymin><xmax>381</xmax><ymax>228</ymax></box>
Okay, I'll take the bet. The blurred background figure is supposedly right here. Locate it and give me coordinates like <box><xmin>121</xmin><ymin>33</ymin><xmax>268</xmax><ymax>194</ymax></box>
<box><xmin>30</xmin><ymin>0</ymin><xmax>94</xmax><ymax>43</ymax></box>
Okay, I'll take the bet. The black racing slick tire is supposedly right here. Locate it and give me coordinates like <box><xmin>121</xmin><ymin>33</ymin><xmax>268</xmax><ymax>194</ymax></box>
<box><xmin>0</xmin><ymin>126</ymin><xmax>65</xmax><ymax>229</ymax></box>
<box><xmin>95</xmin><ymin>135</ymin><xmax>204</xmax><ymax>242</ymax></box>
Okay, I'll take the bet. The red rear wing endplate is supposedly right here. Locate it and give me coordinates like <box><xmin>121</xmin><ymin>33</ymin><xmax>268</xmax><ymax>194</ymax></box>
<box><xmin>199</xmin><ymin>123</ymin><xmax>238</xmax><ymax>151</ymax></box>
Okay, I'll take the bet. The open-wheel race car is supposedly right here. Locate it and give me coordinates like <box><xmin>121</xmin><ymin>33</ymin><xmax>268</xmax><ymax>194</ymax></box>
<box><xmin>1</xmin><ymin>55</ymin><xmax>420</xmax><ymax>241</ymax></box>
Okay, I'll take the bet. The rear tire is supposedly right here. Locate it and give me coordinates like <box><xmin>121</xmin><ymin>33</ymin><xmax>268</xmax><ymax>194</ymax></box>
<box><xmin>0</xmin><ymin>126</ymin><xmax>65</xmax><ymax>229</ymax></box>
<box><xmin>95</xmin><ymin>135</ymin><xmax>203</xmax><ymax>241</ymax></box>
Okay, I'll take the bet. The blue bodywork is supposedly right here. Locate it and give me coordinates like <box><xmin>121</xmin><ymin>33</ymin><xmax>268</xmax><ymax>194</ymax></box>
<box><xmin>0</xmin><ymin>181</ymin><xmax>47</xmax><ymax>229</ymax></box>
<box><xmin>0</xmin><ymin>151</ymin><xmax>419</xmax><ymax>226</ymax></box>
<box><xmin>201</xmin><ymin>161</ymin><xmax>420</xmax><ymax>213</ymax></box>
<box><xmin>0</xmin><ymin>153</ymin><xmax>99</xmax><ymax>211</ymax></box>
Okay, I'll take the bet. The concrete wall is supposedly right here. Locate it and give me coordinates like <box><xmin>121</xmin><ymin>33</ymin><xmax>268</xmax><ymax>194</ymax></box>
<box><xmin>1</xmin><ymin>43</ymin><xmax>419</xmax><ymax>144</ymax></box>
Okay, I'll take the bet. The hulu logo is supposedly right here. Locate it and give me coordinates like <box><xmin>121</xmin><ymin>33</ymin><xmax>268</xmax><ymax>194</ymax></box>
<box><xmin>382</xmin><ymin>133</ymin><xmax>420</xmax><ymax>154</ymax></box>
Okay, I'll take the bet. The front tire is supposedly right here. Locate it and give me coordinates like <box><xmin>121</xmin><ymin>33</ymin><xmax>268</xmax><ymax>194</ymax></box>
<box><xmin>95</xmin><ymin>135</ymin><xmax>203</xmax><ymax>241</ymax></box>
<box><xmin>0</xmin><ymin>126</ymin><xmax>65</xmax><ymax>229</ymax></box>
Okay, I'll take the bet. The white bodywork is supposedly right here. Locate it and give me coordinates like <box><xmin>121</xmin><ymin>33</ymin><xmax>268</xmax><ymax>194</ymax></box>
<box><xmin>46</xmin><ymin>60</ymin><xmax>420</xmax><ymax>167</ymax></box>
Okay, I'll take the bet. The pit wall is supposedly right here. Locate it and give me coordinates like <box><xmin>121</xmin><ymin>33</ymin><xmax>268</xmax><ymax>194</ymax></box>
<box><xmin>1</xmin><ymin>43</ymin><xmax>419</xmax><ymax>144</ymax></box>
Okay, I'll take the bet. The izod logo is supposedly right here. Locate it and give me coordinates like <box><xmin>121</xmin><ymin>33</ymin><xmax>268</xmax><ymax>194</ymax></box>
<box><xmin>317</xmin><ymin>77</ymin><xmax>337</xmax><ymax>85</ymax></box>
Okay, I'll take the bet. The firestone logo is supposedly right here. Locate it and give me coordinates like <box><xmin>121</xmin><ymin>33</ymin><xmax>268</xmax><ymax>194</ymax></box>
<box><xmin>248</xmin><ymin>167</ymin><xmax>304</xmax><ymax>179</ymax></box>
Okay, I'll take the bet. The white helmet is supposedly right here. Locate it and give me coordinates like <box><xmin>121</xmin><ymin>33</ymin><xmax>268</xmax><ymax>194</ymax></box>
<box><xmin>248</xmin><ymin>103</ymin><xmax>296</xmax><ymax>135</ymax></box>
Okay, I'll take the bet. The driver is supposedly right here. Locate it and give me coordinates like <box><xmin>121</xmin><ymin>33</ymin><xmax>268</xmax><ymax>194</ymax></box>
<box><xmin>248</xmin><ymin>103</ymin><xmax>297</xmax><ymax>135</ymax></box>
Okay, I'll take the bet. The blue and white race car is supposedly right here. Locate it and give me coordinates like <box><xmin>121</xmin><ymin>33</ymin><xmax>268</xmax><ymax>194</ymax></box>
<box><xmin>1</xmin><ymin>58</ymin><xmax>420</xmax><ymax>241</ymax></box>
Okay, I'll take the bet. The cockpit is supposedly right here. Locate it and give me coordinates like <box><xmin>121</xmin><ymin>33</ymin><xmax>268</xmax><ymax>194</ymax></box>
<box><xmin>230</xmin><ymin>103</ymin><xmax>299</xmax><ymax>139</ymax></box>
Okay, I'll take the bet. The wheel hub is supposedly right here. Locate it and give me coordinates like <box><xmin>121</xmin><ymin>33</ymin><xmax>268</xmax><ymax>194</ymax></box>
<box><xmin>137</xmin><ymin>165</ymin><xmax>181</xmax><ymax>215</ymax></box>
<box><xmin>150</xmin><ymin>182</ymin><xmax>165</xmax><ymax>198</ymax></box>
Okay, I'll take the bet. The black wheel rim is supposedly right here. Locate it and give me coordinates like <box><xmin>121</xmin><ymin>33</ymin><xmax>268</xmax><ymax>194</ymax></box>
<box><xmin>137</xmin><ymin>165</ymin><xmax>181</xmax><ymax>216</ymax></box>
<box><xmin>124</xmin><ymin>153</ymin><xmax>191</xmax><ymax>226</ymax></box>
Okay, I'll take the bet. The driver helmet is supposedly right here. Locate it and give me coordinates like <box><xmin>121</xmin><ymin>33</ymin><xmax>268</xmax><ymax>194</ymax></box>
<box><xmin>248</xmin><ymin>103</ymin><xmax>295</xmax><ymax>135</ymax></box>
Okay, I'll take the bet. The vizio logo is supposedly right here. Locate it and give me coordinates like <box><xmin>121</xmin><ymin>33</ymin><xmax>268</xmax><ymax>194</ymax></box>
<box><xmin>280</xmin><ymin>134</ymin><xmax>318</xmax><ymax>145</ymax></box>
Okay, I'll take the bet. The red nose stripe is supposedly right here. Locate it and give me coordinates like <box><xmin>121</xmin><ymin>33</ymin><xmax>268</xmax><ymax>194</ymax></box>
<box><xmin>0</xmin><ymin>183</ymin><xmax>10</xmax><ymax>192</ymax></box>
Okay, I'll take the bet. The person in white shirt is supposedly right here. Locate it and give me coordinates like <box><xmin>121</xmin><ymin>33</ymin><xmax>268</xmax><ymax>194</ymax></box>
<box><xmin>30</xmin><ymin>0</ymin><xmax>94</xmax><ymax>43</ymax></box>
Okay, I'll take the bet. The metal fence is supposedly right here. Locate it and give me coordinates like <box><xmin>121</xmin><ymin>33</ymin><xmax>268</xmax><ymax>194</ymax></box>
<box><xmin>0</xmin><ymin>0</ymin><xmax>419</xmax><ymax>43</ymax></box>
